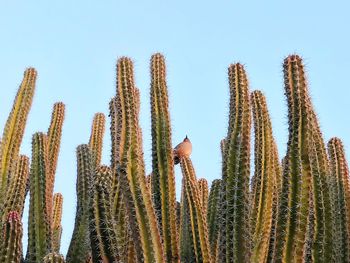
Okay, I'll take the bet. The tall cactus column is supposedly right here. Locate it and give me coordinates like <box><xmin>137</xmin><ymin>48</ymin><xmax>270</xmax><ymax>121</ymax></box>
<box><xmin>113</xmin><ymin>57</ymin><xmax>164</xmax><ymax>263</ymax></box>
<box><xmin>250</xmin><ymin>90</ymin><xmax>280</xmax><ymax>263</ymax></box>
<box><xmin>0</xmin><ymin>68</ymin><xmax>36</xmax><ymax>208</ymax></box>
<box><xmin>218</xmin><ymin>63</ymin><xmax>252</xmax><ymax>263</ymax></box>
<box><xmin>150</xmin><ymin>53</ymin><xmax>179</xmax><ymax>262</ymax></box>
<box><xmin>273</xmin><ymin>55</ymin><xmax>333</xmax><ymax>262</ymax></box>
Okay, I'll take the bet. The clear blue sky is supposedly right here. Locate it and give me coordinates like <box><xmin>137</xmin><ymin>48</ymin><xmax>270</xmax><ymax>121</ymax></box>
<box><xmin>1</xmin><ymin>0</ymin><xmax>349</xmax><ymax>256</ymax></box>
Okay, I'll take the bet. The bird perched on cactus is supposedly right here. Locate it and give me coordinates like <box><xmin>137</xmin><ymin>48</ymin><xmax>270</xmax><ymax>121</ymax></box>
<box><xmin>173</xmin><ymin>136</ymin><xmax>192</xmax><ymax>165</ymax></box>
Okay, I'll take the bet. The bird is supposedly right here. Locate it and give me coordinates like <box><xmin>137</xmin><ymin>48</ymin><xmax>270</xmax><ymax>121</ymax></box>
<box><xmin>173</xmin><ymin>135</ymin><xmax>192</xmax><ymax>165</ymax></box>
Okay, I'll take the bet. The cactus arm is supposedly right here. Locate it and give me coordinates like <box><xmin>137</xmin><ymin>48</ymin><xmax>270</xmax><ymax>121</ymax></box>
<box><xmin>150</xmin><ymin>53</ymin><xmax>179</xmax><ymax>262</ymax></box>
<box><xmin>219</xmin><ymin>63</ymin><xmax>252</xmax><ymax>263</ymax></box>
<box><xmin>0</xmin><ymin>68</ymin><xmax>36</xmax><ymax>207</ymax></box>
<box><xmin>1</xmin><ymin>155</ymin><xmax>29</xmax><ymax>223</ymax></box>
<box><xmin>180</xmin><ymin>157</ymin><xmax>211</xmax><ymax>263</ymax></box>
<box><xmin>198</xmin><ymin>178</ymin><xmax>209</xmax><ymax>215</ymax></box>
<box><xmin>89</xmin><ymin>113</ymin><xmax>105</xmax><ymax>167</ymax></box>
<box><xmin>89</xmin><ymin>165</ymin><xmax>119</xmax><ymax>262</ymax></box>
<box><xmin>66</xmin><ymin>145</ymin><xmax>93</xmax><ymax>263</ymax></box>
<box><xmin>250</xmin><ymin>90</ymin><xmax>279</xmax><ymax>262</ymax></box>
<box><xmin>52</xmin><ymin>193</ymin><xmax>63</xmax><ymax>253</ymax></box>
<box><xmin>26</xmin><ymin>133</ymin><xmax>52</xmax><ymax>263</ymax></box>
<box><xmin>0</xmin><ymin>211</ymin><xmax>23</xmax><ymax>263</ymax></box>
<box><xmin>328</xmin><ymin>137</ymin><xmax>350</xmax><ymax>262</ymax></box>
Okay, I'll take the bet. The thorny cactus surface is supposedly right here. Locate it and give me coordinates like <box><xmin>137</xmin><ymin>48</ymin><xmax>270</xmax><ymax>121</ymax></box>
<box><xmin>0</xmin><ymin>54</ymin><xmax>349</xmax><ymax>263</ymax></box>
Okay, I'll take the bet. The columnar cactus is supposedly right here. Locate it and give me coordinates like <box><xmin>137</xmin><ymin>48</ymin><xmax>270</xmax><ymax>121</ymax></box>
<box><xmin>250</xmin><ymin>90</ymin><xmax>280</xmax><ymax>263</ymax></box>
<box><xmin>0</xmin><ymin>68</ymin><xmax>36</xmax><ymax>208</ymax></box>
<box><xmin>0</xmin><ymin>211</ymin><xmax>23</xmax><ymax>263</ymax></box>
<box><xmin>179</xmin><ymin>157</ymin><xmax>211</xmax><ymax>263</ymax></box>
<box><xmin>111</xmin><ymin>57</ymin><xmax>164</xmax><ymax>262</ymax></box>
<box><xmin>52</xmin><ymin>193</ymin><xmax>63</xmax><ymax>253</ymax></box>
<box><xmin>66</xmin><ymin>145</ymin><xmax>93</xmax><ymax>263</ymax></box>
<box><xmin>89</xmin><ymin>165</ymin><xmax>119</xmax><ymax>262</ymax></box>
<box><xmin>1</xmin><ymin>155</ymin><xmax>29</xmax><ymax>223</ymax></box>
<box><xmin>150</xmin><ymin>53</ymin><xmax>179</xmax><ymax>262</ymax></box>
<box><xmin>26</xmin><ymin>132</ymin><xmax>52</xmax><ymax>263</ymax></box>
<box><xmin>198</xmin><ymin>178</ymin><xmax>209</xmax><ymax>215</ymax></box>
<box><xmin>328</xmin><ymin>137</ymin><xmax>350</xmax><ymax>262</ymax></box>
<box><xmin>273</xmin><ymin>55</ymin><xmax>333</xmax><ymax>262</ymax></box>
<box><xmin>46</xmin><ymin>102</ymin><xmax>65</xmax><ymax>226</ymax></box>
<box><xmin>218</xmin><ymin>63</ymin><xmax>252</xmax><ymax>263</ymax></box>
<box><xmin>207</xmin><ymin>179</ymin><xmax>221</xmax><ymax>262</ymax></box>
<box><xmin>89</xmin><ymin>113</ymin><xmax>105</xmax><ymax>167</ymax></box>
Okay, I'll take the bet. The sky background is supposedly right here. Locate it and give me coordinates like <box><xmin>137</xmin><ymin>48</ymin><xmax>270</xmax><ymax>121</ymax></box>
<box><xmin>1</xmin><ymin>0</ymin><xmax>350</xmax><ymax>256</ymax></box>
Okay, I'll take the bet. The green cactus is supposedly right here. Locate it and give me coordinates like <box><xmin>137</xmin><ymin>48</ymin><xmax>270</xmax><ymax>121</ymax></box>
<box><xmin>52</xmin><ymin>193</ymin><xmax>63</xmax><ymax>253</ymax></box>
<box><xmin>66</xmin><ymin>145</ymin><xmax>93</xmax><ymax>263</ymax></box>
<box><xmin>218</xmin><ymin>63</ymin><xmax>252</xmax><ymax>263</ymax></box>
<box><xmin>207</xmin><ymin>179</ymin><xmax>221</xmax><ymax>262</ymax></box>
<box><xmin>0</xmin><ymin>68</ymin><xmax>36</xmax><ymax>208</ymax></box>
<box><xmin>273</xmin><ymin>55</ymin><xmax>333</xmax><ymax>262</ymax></box>
<box><xmin>150</xmin><ymin>53</ymin><xmax>179</xmax><ymax>262</ymax></box>
<box><xmin>327</xmin><ymin>137</ymin><xmax>350</xmax><ymax>262</ymax></box>
<box><xmin>179</xmin><ymin>157</ymin><xmax>211</xmax><ymax>263</ymax></box>
<box><xmin>250</xmin><ymin>90</ymin><xmax>280</xmax><ymax>263</ymax></box>
<box><xmin>198</xmin><ymin>178</ymin><xmax>209</xmax><ymax>215</ymax></box>
<box><xmin>26</xmin><ymin>132</ymin><xmax>52</xmax><ymax>263</ymax></box>
<box><xmin>89</xmin><ymin>113</ymin><xmax>105</xmax><ymax>167</ymax></box>
<box><xmin>112</xmin><ymin>57</ymin><xmax>164</xmax><ymax>262</ymax></box>
<box><xmin>0</xmin><ymin>211</ymin><xmax>23</xmax><ymax>263</ymax></box>
<box><xmin>43</xmin><ymin>253</ymin><xmax>66</xmax><ymax>263</ymax></box>
<box><xmin>46</xmin><ymin>102</ymin><xmax>65</xmax><ymax>228</ymax></box>
<box><xmin>89</xmin><ymin>165</ymin><xmax>119</xmax><ymax>263</ymax></box>
<box><xmin>1</xmin><ymin>155</ymin><xmax>29</xmax><ymax>223</ymax></box>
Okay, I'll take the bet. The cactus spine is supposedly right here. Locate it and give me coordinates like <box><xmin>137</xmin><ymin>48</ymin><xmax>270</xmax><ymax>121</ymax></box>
<box><xmin>328</xmin><ymin>137</ymin><xmax>350</xmax><ymax>262</ymax></box>
<box><xmin>89</xmin><ymin>165</ymin><xmax>119</xmax><ymax>262</ymax></box>
<box><xmin>52</xmin><ymin>193</ymin><xmax>63</xmax><ymax>253</ymax></box>
<box><xmin>26</xmin><ymin>132</ymin><xmax>52</xmax><ymax>262</ymax></box>
<box><xmin>250</xmin><ymin>90</ymin><xmax>280</xmax><ymax>262</ymax></box>
<box><xmin>150</xmin><ymin>53</ymin><xmax>179</xmax><ymax>262</ymax></box>
<box><xmin>66</xmin><ymin>145</ymin><xmax>93</xmax><ymax>263</ymax></box>
<box><xmin>0</xmin><ymin>68</ymin><xmax>36</xmax><ymax>208</ymax></box>
<box><xmin>0</xmin><ymin>211</ymin><xmax>23</xmax><ymax>263</ymax></box>
<box><xmin>43</xmin><ymin>253</ymin><xmax>66</xmax><ymax>263</ymax></box>
<box><xmin>218</xmin><ymin>63</ymin><xmax>252</xmax><ymax>263</ymax></box>
<box><xmin>180</xmin><ymin>157</ymin><xmax>211</xmax><ymax>263</ymax></box>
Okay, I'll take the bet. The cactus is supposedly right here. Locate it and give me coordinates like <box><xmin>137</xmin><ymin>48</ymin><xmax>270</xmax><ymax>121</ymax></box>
<box><xmin>43</xmin><ymin>253</ymin><xmax>66</xmax><ymax>263</ymax></box>
<box><xmin>1</xmin><ymin>155</ymin><xmax>29</xmax><ymax>224</ymax></box>
<box><xmin>89</xmin><ymin>165</ymin><xmax>119</xmax><ymax>262</ymax></box>
<box><xmin>66</xmin><ymin>145</ymin><xmax>93</xmax><ymax>263</ymax></box>
<box><xmin>89</xmin><ymin>113</ymin><xmax>105</xmax><ymax>167</ymax></box>
<box><xmin>179</xmin><ymin>157</ymin><xmax>211</xmax><ymax>263</ymax></box>
<box><xmin>207</xmin><ymin>179</ymin><xmax>221</xmax><ymax>262</ymax></box>
<box><xmin>52</xmin><ymin>193</ymin><xmax>63</xmax><ymax>253</ymax></box>
<box><xmin>0</xmin><ymin>68</ymin><xmax>36</xmax><ymax>208</ymax></box>
<box><xmin>198</xmin><ymin>178</ymin><xmax>209</xmax><ymax>215</ymax></box>
<box><xmin>112</xmin><ymin>57</ymin><xmax>164</xmax><ymax>262</ymax></box>
<box><xmin>250</xmin><ymin>90</ymin><xmax>280</xmax><ymax>262</ymax></box>
<box><xmin>328</xmin><ymin>137</ymin><xmax>350</xmax><ymax>262</ymax></box>
<box><xmin>218</xmin><ymin>63</ymin><xmax>252</xmax><ymax>263</ymax></box>
<box><xmin>26</xmin><ymin>132</ymin><xmax>52</xmax><ymax>263</ymax></box>
<box><xmin>273</xmin><ymin>55</ymin><xmax>333</xmax><ymax>262</ymax></box>
<box><xmin>150</xmin><ymin>53</ymin><xmax>179</xmax><ymax>262</ymax></box>
<box><xmin>0</xmin><ymin>211</ymin><xmax>23</xmax><ymax>263</ymax></box>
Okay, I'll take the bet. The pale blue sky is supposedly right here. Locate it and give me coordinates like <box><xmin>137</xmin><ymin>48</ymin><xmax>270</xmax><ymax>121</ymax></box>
<box><xmin>1</xmin><ymin>0</ymin><xmax>349</xmax><ymax>255</ymax></box>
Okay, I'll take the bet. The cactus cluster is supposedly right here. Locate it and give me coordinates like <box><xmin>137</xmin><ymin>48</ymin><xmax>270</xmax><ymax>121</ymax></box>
<box><xmin>0</xmin><ymin>53</ymin><xmax>349</xmax><ymax>263</ymax></box>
